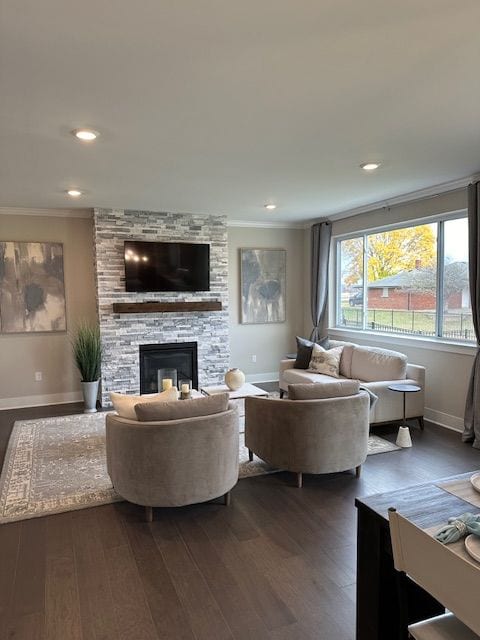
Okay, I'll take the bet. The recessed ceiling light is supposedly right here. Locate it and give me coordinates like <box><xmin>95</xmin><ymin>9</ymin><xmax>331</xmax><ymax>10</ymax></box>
<box><xmin>264</xmin><ymin>203</ymin><xmax>277</xmax><ymax>210</ymax></box>
<box><xmin>66</xmin><ymin>189</ymin><xmax>82</xmax><ymax>197</ymax></box>
<box><xmin>72</xmin><ymin>128</ymin><xmax>99</xmax><ymax>141</ymax></box>
<box><xmin>360</xmin><ymin>162</ymin><xmax>380</xmax><ymax>171</ymax></box>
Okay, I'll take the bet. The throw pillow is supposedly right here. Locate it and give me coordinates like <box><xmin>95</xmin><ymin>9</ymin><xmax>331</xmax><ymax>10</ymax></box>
<box><xmin>288</xmin><ymin>380</ymin><xmax>360</xmax><ymax>400</ymax></box>
<box><xmin>308</xmin><ymin>344</ymin><xmax>343</xmax><ymax>378</ymax></box>
<box><xmin>135</xmin><ymin>392</ymin><xmax>229</xmax><ymax>422</ymax></box>
<box><xmin>110</xmin><ymin>387</ymin><xmax>178</xmax><ymax>420</ymax></box>
<box><xmin>294</xmin><ymin>335</ymin><xmax>330</xmax><ymax>369</ymax></box>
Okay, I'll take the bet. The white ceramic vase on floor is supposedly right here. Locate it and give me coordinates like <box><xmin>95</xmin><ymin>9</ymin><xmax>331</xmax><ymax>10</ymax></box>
<box><xmin>82</xmin><ymin>380</ymin><xmax>100</xmax><ymax>413</ymax></box>
<box><xmin>225</xmin><ymin>368</ymin><xmax>245</xmax><ymax>391</ymax></box>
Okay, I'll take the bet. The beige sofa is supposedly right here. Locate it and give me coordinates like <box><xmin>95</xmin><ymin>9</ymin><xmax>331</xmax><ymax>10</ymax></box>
<box><xmin>280</xmin><ymin>339</ymin><xmax>425</xmax><ymax>427</ymax></box>
<box><xmin>245</xmin><ymin>388</ymin><xmax>370</xmax><ymax>487</ymax></box>
<box><xmin>106</xmin><ymin>404</ymin><xmax>239</xmax><ymax>521</ymax></box>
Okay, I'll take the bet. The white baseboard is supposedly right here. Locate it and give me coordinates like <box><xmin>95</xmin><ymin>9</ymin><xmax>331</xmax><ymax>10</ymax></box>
<box><xmin>0</xmin><ymin>391</ymin><xmax>83</xmax><ymax>410</ymax></box>
<box><xmin>245</xmin><ymin>372</ymin><xmax>279</xmax><ymax>384</ymax></box>
<box><xmin>425</xmin><ymin>407</ymin><xmax>464</xmax><ymax>432</ymax></box>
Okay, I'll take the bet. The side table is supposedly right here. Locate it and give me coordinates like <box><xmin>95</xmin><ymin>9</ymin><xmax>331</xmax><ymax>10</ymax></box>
<box><xmin>388</xmin><ymin>383</ymin><xmax>422</xmax><ymax>448</ymax></box>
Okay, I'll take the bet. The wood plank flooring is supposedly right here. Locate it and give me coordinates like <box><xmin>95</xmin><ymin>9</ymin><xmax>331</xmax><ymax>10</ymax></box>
<box><xmin>0</xmin><ymin>402</ymin><xmax>479</xmax><ymax>639</ymax></box>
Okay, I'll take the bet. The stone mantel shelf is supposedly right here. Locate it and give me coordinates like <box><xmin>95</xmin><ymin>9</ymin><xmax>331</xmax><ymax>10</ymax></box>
<box><xmin>112</xmin><ymin>301</ymin><xmax>223</xmax><ymax>314</ymax></box>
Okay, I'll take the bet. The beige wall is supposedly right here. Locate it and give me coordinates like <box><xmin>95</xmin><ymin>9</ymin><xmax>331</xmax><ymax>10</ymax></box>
<box><xmin>228</xmin><ymin>226</ymin><xmax>305</xmax><ymax>379</ymax></box>
<box><xmin>329</xmin><ymin>187</ymin><xmax>473</xmax><ymax>430</ymax></box>
<box><xmin>0</xmin><ymin>212</ymin><xmax>97</xmax><ymax>407</ymax></box>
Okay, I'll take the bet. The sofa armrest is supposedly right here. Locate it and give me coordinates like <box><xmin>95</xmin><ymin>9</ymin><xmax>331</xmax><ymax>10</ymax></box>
<box><xmin>279</xmin><ymin>359</ymin><xmax>295</xmax><ymax>391</ymax></box>
<box><xmin>280</xmin><ymin>359</ymin><xmax>295</xmax><ymax>374</ymax></box>
<box><xmin>406</xmin><ymin>363</ymin><xmax>425</xmax><ymax>388</ymax></box>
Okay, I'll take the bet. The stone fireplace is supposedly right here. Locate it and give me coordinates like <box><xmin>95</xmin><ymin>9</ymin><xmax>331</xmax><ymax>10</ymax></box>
<box><xmin>93</xmin><ymin>208</ymin><xmax>230</xmax><ymax>406</ymax></box>
<box><xmin>139</xmin><ymin>342</ymin><xmax>198</xmax><ymax>394</ymax></box>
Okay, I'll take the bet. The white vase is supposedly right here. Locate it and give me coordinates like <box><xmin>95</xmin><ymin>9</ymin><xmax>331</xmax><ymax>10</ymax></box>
<box><xmin>82</xmin><ymin>380</ymin><xmax>99</xmax><ymax>413</ymax></box>
<box><xmin>225</xmin><ymin>368</ymin><xmax>245</xmax><ymax>391</ymax></box>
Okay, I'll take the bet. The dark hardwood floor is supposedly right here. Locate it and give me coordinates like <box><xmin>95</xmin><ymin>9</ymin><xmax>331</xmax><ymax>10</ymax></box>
<box><xmin>0</xmin><ymin>400</ymin><xmax>479</xmax><ymax>640</ymax></box>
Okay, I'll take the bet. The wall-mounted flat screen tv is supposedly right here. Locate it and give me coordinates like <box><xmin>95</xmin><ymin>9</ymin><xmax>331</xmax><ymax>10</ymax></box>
<box><xmin>124</xmin><ymin>240</ymin><xmax>210</xmax><ymax>292</ymax></box>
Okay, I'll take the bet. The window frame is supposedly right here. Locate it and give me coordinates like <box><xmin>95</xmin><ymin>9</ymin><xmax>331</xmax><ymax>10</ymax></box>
<box><xmin>333</xmin><ymin>210</ymin><xmax>473</xmax><ymax>344</ymax></box>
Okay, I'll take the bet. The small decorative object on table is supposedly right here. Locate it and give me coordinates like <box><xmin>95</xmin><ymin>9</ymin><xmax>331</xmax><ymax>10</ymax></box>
<box><xmin>158</xmin><ymin>368</ymin><xmax>178</xmax><ymax>392</ymax></box>
<box><xmin>179</xmin><ymin>379</ymin><xmax>192</xmax><ymax>400</ymax></box>
<box><xmin>225</xmin><ymin>368</ymin><xmax>245</xmax><ymax>391</ymax></box>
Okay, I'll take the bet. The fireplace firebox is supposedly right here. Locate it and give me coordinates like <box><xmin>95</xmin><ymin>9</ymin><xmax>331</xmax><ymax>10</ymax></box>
<box><xmin>139</xmin><ymin>342</ymin><xmax>198</xmax><ymax>394</ymax></box>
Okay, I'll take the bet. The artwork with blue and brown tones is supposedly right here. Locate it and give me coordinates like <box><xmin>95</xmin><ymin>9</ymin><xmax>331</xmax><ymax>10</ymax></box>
<box><xmin>0</xmin><ymin>241</ymin><xmax>66</xmax><ymax>333</ymax></box>
<box><xmin>240</xmin><ymin>248</ymin><xmax>286</xmax><ymax>324</ymax></box>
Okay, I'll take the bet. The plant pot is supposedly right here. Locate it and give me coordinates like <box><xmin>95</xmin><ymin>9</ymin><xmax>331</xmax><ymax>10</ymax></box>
<box><xmin>82</xmin><ymin>380</ymin><xmax>99</xmax><ymax>413</ymax></box>
<box><xmin>225</xmin><ymin>368</ymin><xmax>245</xmax><ymax>391</ymax></box>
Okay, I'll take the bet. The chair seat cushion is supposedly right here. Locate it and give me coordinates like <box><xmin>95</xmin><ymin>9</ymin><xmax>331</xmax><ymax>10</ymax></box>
<box><xmin>135</xmin><ymin>392</ymin><xmax>229</xmax><ymax>422</ymax></box>
<box><xmin>110</xmin><ymin>388</ymin><xmax>178</xmax><ymax>420</ymax></box>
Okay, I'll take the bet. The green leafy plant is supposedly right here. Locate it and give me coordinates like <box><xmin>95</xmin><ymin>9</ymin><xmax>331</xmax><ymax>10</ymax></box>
<box><xmin>72</xmin><ymin>322</ymin><xmax>102</xmax><ymax>382</ymax></box>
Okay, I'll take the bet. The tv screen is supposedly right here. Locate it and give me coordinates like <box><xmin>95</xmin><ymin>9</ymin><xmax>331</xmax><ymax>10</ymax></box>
<box><xmin>124</xmin><ymin>241</ymin><xmax>210</xmax><ymax>292</ymax></box>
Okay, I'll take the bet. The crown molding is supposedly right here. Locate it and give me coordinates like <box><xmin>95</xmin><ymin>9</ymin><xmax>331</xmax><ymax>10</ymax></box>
<box><xmin>228</xmin><ymin>219</ymin><xmax>305</xmax><ymax>229</ymax></box>
<box><xmin>0</xmin><ymin>207</ymin><xmax>93</xmax><ymax>219</ymax></box>
<box><xmin>324</xmin><ymin>175</ymin><xmax>478</xmax><ymax>223</ymax></box>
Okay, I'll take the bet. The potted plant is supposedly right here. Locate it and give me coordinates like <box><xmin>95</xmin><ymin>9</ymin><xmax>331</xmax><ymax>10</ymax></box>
<box><xmin>72</xmin><ymin>322</ymin><xmax>102</xmax><ymax>413</ymax></box>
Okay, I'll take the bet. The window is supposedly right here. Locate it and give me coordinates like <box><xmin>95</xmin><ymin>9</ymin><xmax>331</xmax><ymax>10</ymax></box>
<box><xmin>335</xmin><ymin>215</ymin><xmax>473</xmax><ymax>342</ymax></box>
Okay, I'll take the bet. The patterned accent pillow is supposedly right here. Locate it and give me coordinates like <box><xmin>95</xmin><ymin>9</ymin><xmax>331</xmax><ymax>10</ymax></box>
<box><xmin>308</xmin><ymin>344</ymin><xmax>344</xmax><ymax>378</ymax></box>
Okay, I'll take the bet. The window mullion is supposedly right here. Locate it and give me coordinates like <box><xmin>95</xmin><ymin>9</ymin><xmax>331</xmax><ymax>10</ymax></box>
<box><xmin>436</xmin><ymin>221</ymin><xmax>445</xmax><ymax>337</ymax></box>
<box><xmin>362</xmin><ymin>234</ymin><xmax>368</xmax><ymax>331</ymax></box>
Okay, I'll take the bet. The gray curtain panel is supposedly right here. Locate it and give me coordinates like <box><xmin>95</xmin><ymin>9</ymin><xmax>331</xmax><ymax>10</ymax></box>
<box><xmin>463</xmin><ymin>181</ymin><xmax>480</xmax><ymax>448</ymax></box>
<box><xmin>310</xmin><ymin>221</ymin><xmax>332</xmax><ymax>342</ymax></box>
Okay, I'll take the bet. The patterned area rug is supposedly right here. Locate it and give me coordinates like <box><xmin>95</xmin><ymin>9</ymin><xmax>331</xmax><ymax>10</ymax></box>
<box><xmin>0</xmin><ymin>412</ymin><xmax>399</xmax><ymax>524</ymax></box>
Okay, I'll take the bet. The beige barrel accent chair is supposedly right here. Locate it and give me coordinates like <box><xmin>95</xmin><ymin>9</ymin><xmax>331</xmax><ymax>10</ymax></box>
<box><xmin>245</xmin><ymin>387</ymin><xmax>370</xmax><ymax>488</ymax></box>
<box><xmin>106</xmin><ymin>399</ymin><xmax>239</xmax><ymax>521</ymax></box>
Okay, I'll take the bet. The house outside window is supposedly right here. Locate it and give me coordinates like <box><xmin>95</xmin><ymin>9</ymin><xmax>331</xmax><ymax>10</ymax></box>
<box><xmin>335</xmin><ymin>215</ymin><xmax>474</xmax><ymax>342</ymax></box>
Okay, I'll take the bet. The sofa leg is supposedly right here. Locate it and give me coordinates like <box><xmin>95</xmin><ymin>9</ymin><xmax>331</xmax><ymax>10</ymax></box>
<box><xmin>248</xmin><ymin>449</ymin><xmax>253</xmax><ymax>461</ymax></box>
<box><xmin>223</xmin><ymin>491</ymin><xmax>231</xmax><ymax>506</ymax></box>
<box><xmin>296</xmin><ymin>472</ymin><xmax>303</xmax><ymax>488</ymax></box>
<box><xmin>279</xmin><ymin>389</ymin><xmax>285</xmax><ymax>399</ymax></box>
<box><xmin>145</xmin><ymin>506</ymin><xmax>153</xmax><ymax>523</ymax></box>
<box><xmin>355</xmin><ymin>465</ymin><xmax>361</xmax><ymax>479</ymax></box>
<box><xmin>418</xmin><ymin>416</ymin><xmax>425</xmax><ymax>431</ymax></box>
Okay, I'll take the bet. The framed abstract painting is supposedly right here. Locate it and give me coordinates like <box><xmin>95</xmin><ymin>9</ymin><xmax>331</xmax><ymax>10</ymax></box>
<box><xmin>240</xmin><ymin>248</ymin><xmax>286</xmax><ymax>324</ymax></box>
<box><xmin>0</xmin><ymin>241</ymin><xmax>67</xmax><ymax>333</ymax></box>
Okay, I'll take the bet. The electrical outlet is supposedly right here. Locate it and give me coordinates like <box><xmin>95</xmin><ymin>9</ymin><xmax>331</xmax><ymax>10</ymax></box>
<box><xmin>35</xmin><ymin>371</ymin><xmax>42</xmax><ymax>381</ymax></box>
<box><xmin>251</xmin><ymin>355</ymin><xmax>257</xmax><ymax>363</ymax></box>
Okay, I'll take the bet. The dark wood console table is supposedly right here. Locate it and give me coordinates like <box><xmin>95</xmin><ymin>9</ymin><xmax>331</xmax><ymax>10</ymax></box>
<box><xmin>355</xmin><ymin>471</ymin><xmax>480</xmax><ymax>640</ymax></box>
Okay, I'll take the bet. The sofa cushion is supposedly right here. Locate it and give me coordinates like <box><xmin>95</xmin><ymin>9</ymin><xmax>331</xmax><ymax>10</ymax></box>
<box><xmin>308</xmin><ymin>344</ymin><xmax>343</xmax><ymax>378</ymax></box>
<box><xmin>329</xmin><ymin>340</ymin><xmax>356</xmax><ymax>377</ymax></box>
<box><xmin>350</xmin><ymin>346</ymin><xmax>407</xmax><ymax>382</ymax></box>
<box><xmin>294</xmin><ymin>335</ymin><xmax>330</xmax><ymax>369</ymax></box>
<box><xmin>283</xmin><ymin>369</ymin><xmax>347</xmax><ymax>385</ymax></box>
<box><xmin>135</xmin><ymin>392</ymin><xmax>229</xmax><ymax>422</ymax></box>
<box><xmin>288</xmin><ymin>379</ymin><xmax>360</xmax><ymax>400</ymax></box>
<box><xmin>110</xmin><ymin>388</ymin><xmax>178</xmax><ymax>420</ymax></box>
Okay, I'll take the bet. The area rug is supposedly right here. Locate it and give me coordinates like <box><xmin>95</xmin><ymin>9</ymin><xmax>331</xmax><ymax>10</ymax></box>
<box><xmin>0</xmin><ymin>413</ymin><xmax>399</xmax><ymax>524</ymax></box>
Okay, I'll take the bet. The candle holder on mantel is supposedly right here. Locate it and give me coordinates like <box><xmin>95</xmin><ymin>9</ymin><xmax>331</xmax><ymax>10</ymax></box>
<box><xmin>157</xmin><ymin>368</ymin><xmax>178</xmax><ymax>393</ymax></box>
<box><xmin>179</xmin><ymin>378</ymin><xmax>192</xmax><ymax>400</ymax></box>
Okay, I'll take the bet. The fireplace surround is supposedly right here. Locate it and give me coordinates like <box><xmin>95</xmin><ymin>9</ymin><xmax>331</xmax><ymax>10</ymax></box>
<box><xmin>140</xmin><ymin>342</ymin><xmax>198</xmax><ymax>394</ymax></box>
<box><xmin>94</xmin><ymin>208</ymin><xmax>230</xmax><ymax>406</ymax></box>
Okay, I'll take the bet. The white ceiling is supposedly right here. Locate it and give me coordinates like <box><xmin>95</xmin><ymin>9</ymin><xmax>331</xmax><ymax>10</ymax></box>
<box><xmin>1</xmin><ymin>0</ymin><xmax>479</xmax><ymax>222</ymax></box>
